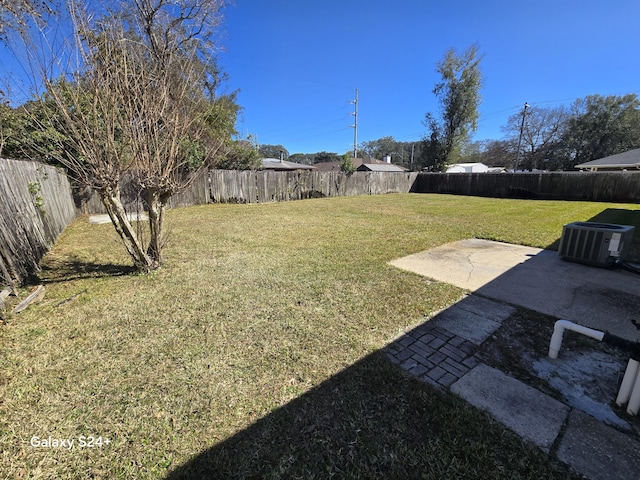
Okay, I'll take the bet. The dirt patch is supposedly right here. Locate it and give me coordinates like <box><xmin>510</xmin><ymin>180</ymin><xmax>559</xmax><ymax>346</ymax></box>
<box><xmin>475</xmin><ymin>305</ymin><xmax>640</xmax><ymax>437</ymax></box>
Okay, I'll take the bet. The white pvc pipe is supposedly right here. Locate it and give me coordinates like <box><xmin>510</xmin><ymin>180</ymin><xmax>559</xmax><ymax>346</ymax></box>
<box><xmin>548</xmin><ymin>319</ymin><xmax>605</xmax><ymax>359</ymax></box>
<box><xmin>627</xmin><ymin>366</ymin><xmax>640</xmax><ymax>416</ymax></box>
<box><xmin>616</xmin><ymin>358</ymin><xmax>640</xmax><ymax>407</ymax></box>
<box><xmin>548</xmin><ymin>320</ymin><xmax>640</xmax><ymax>416</ymax></box>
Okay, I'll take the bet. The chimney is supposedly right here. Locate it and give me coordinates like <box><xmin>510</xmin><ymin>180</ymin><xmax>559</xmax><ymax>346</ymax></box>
<box><xmin>279</xmin><ymin>150</ymin><xmax>284</xmax><ymax>163</ymax></box>
<box><xmin>383</xmin><ymin>154</ymin><xmax>391</xmax><ymax>164</ymax></box>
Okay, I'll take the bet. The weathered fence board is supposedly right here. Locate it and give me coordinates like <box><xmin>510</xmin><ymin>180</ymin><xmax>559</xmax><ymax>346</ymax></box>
<box><xmin>208</xmin><ymin>170</ymin><xmax>419</xmax><ymax>204</ymax></box>
<box><xmin>0</xmin><ymin>158</ymin><xmax>76</xmax><ymax>286</ymax></box>
<box><xmin>411</xmin><ymin>172</ymin><xmax>640</xmax><ymax>203</ymax></box>
<box><xmin>79</xmin><ymin>170</ymin><xmax>211</xmax><ymax>214</ymax></box>
<box><xmin>167</xmin><ymin>172</ymin><xmax>209</xmax><ymax>209</ymax></box>
<box><xmin>75</xmin><ymin>176</ymin><xmax>145</xmax><ymax>214</ymax></box>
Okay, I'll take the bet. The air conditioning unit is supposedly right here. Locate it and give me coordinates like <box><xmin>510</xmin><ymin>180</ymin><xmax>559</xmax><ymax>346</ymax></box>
<box><xmin>558</xmin><ymin>222</ymin><xmax>635</xmax><ymax>267</ymax></box>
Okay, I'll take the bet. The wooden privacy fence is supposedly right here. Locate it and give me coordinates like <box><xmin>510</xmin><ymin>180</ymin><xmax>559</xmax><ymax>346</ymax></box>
<box><xmin>210</xmin><ymin>170</ymin><xmax>420</xmax><ymax>203</ymax></box>
<box><xmin>0</xmin><ymin>158</ymin><xmax>76</xmax><ymax>288</ymax></box>
<box><xmin>411</xmin><ymin>172</ymin><xmax>640</xmax><ymax>203</ymax></box>
<box><xmin>76</xmin><ymin>171</ymin><xmax>211</xmax><ymax>214</ymax></box>
<box><xmin>81</xmin><ymin>170</ymin><xmax>420</xmax><ymax>212</ymax></box>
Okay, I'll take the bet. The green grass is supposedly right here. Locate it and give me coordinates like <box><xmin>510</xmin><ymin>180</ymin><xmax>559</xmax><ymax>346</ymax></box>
<box><xmin>2</xmin><ymin>193</ymin><xmax>639</xmax><ymax>479</ymax></box>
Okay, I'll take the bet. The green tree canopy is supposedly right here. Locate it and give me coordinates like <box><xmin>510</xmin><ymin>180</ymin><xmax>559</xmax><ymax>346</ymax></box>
<box><xmin>313</xmin><ymin>151</ymin><xmax>341</xmax><ymax>164</ymax></box>
<box><xmin>358</xmin><ymin>136</ymin><xmax>420</xmax><ymax>169</ymax></box>
<box><xmin>359</xmin><ymin>136</ymin><xmax>399</xmax><ymax>160</ymax></box>
<box><xmin>287</xmin><ymin>153</ymin><xmax>312</xmax><ymax>165</ymax></box>
<box><xmin>218</xmin><ymin>140</ymin><xmax>261</xmax><ymax>170</ymax></box>
<box><xmin>259</xmin><ymin>144</ymin><xmax>289</xmax><ymax>159</ymax></box>
<box><xmin>420</xmin><ymin>44</ymin><xmax>483</xmax><ymax>171</ymax></box>
<box><xmin>0</xmin><ymin>103</ymin><xmax>24</xmax><ymax>157</ymax></box>
<box><xmin>563</xmin><ymin>94</ymin><xmax>640</xmax><ymax>165</ymax></box>
<box><xmin>340</xmin><ymin>153</ymin><xmax>355</xmax><ymax>173</ymax></box>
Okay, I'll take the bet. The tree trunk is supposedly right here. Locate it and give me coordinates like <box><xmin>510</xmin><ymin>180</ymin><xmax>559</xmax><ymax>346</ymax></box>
<box><xmin>145</xmin><ymin>188</ymin><xmax>169</xmax><ymax>266</ymax></box>
<box><xmin>100</xmin><ymin>186</ymin><xmax>156</xmax><ymax>272</ymax></box>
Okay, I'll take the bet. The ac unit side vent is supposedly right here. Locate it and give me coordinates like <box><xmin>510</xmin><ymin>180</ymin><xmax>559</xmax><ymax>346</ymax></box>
<box><xmin>558</xmin><ymin>222</ymin><xmax>635</xmax><ymax>267</ymax></box>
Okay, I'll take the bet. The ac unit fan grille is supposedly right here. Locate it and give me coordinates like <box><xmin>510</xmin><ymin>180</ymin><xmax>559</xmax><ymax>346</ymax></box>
<box><xmin>558</xmin><ymin>222</ymin><xmax>635</xmax><ymax>267</ymax></box>
<box><xmin>560</xmin><ymin>228</ymin><xmax>604</xmax><ymax>264</ymax></box>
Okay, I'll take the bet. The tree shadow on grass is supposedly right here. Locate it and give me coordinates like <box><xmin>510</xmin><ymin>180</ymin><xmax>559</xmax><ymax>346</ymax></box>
<box><xmin>36</xmin><ymin>258</ymin><xmax>137</xmax><ymax>284</ymax></box>
<box><xmin>164</xmin><ymin>353</ymin><xmax>571</xmax><ymax>480</ymax></box>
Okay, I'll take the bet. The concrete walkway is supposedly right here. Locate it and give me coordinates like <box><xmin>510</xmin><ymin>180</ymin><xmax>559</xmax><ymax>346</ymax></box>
<box><xmin>390</xmin><ymin>238</ymin><xmax>640</xmax><ymax>341</ymax></box>
<box><xmin>387</xmin><ymin>239</ymin><xmax>640</xmax><ymax>480</ymax></box>
<box><xmin>88</xmin><ymin>212</ymin><xmax>149</xmax><ymax>224</ymax></box>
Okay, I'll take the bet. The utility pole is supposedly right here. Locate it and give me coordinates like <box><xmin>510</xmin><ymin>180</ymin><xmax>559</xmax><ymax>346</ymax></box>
<box><xmin>410</xmin><ymin>143</ymin><xmax>415</xmax><ymax>171</ymax></box>
<box><xmin>514</xmin><ymin>102</ymin><xmax>530</xmax><ymax>172</ymax></box>
<box><xmin>350</xmin><ymin>89</ymin><xmax>358</xmax><ymax>159</ymax></box>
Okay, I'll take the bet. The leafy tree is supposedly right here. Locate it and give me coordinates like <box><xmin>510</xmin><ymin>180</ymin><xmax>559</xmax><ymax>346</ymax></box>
<box><xmin>457</xmin><ymin>140</ymin><xmax>484</xmax><ymax>164</ymax></box>
<box><xmin>8</xmin><ymin>96</ymin><xmax>74</xmax><ymax>164</ymax></box>
<box><xmin>358</xmin><ymin>136</ymin><xmax>420</xmax><ymax>169</ymax></box>
<box><xmin>359</xmin><ymin>136</ymin><xmax>398</xmax><ymax>160</ymax></box>
<box><xmin>258</xmin><ymin>144</ymin><xmax>289</xmax><ymax>159</ymax></box>
<box><xmin>287</xmin><ymin>153</ymin><xmax>312</xmax><ymax>165</ymax></box>
<box><xmin>218</xmin><ymin>140</ymin><xmax>262</xmax><ymax>170</ymax></box>
<box><xmin>18</xmin><ymin>0</ymin><xmax>233</xmax><ymax>272</ymax></box>
<box><xmin>562</xmin><ymin>94</ymin><xmax>640</xmax><ymax>166</ymax></box>
<box><xmin>340</xmin><ymin>153</ymin><xmax>355</xmax><ymax>173</ymax></box>
<box><xmin>313</xmin><ymin>151</ymin><xmax>341</xmax><ymax>164</ymax></box>
<box><xmin>420</xmin><ymin>44</ymin><xmax>483</xmax><ymax>171</ymax></box>
<box><xmin>0</xmin><ymin>94</ymin><xmax>72</xmax><ymax>163</ymax></box>
<box><xmin>0</xmin><ymin>102</ymin><xmax>21</xmax><ymax>157</ymax></box>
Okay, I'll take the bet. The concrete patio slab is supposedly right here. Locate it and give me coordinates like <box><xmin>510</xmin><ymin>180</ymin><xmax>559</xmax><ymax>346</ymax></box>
<box><xmin>389</xmin><ymin>238</ymin><xmax>541</xmax><ymax>291</ymax></box>
<box><xmin>430</xmin><ymin>296</ymin><xmax>512</xmax><ymax>345</ymax></box>
<box><xmin>477</xmin><ymin>248</ymin><xmax>640</xmax><ymax>341</ymax></box>
<box><xmin>389</xmin><ymin>239</ymin><xmax>640</xmax><ymax>341</ymax></box>
<box><xmin>557</xmin><ymin>409</ymin><xmax>640</xmax><ymax>480</ymax></box>
<box><xmin>89</xmin><ymin>213</ymin><xmax>149</xmax><ymax>224</ymax></box>
<box><xmin>448</xmin><ymin>294</ymin><xmax>517</xmax><ymax>323</ymax></box>
<box><xmin>390</xmin><ymin>239</ymin><xmax>640</xmax><ymax>477</ymax></box>
<box><xmin>451</xmin><ymin>363</ymin><xmax>570</xmax><ymax>452</ymax></box>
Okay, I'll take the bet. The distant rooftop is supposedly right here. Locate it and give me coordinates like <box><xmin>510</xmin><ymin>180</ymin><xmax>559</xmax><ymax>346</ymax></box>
<box><xmin>575</xmin><ymin>148</ymin><xmax>640</xmax><ymax>171</ymax></box>
<box><xmin>356</xmin><ymin>163</ymin><xmax>407</xmax><ymax>172</ymax></box>
<box><xmin>314</xmin><ymin>158</ymin><xmax>396</xmax><ymax>172</ymax></box>
<box><xmin>261</xmin><ymin>158</ymin><xmax>316</xmax><ymax>171</ymax></box>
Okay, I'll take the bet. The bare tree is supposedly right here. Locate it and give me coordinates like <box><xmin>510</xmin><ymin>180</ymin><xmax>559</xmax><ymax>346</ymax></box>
<box><xmin>0</xmin><ymin>0</ymin><xmax>53</xmax><ymax>39</ymax></box>
<box><xmin>22</xmin><ymin>0</ymin><xmax>232</xmax><ymax>271</ymax></box>
<box><xmin>503</xmin><ymin>105</ymin><xmax>569</xmax><ymax>171</ymax></box>
<box><xmin>480</xmin><ymin>139</ymin><xmax>516</xmax><ymax>168</ymax></box>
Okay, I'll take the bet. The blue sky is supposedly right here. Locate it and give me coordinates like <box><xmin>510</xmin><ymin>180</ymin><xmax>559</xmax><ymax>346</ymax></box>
<box><xmin>217</xmin><ymin>0</ymin><xmax>640</xmax><ymax>155</ymax></box>
<box><xmin>1</xmin><ymin>1</ymin><xmax>639</xmax><ymax>156</ymax></box>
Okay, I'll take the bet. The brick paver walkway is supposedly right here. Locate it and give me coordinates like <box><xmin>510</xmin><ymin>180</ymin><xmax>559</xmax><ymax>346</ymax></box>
<box><xmin>384</xmin><ymin>321</ymin><xmax>480</xmax><ymax>388</ymax></box>
<box><xmin>384</xmin><ymin>294</ymin><xmax>514</xmax><ymax>388</ymax></box>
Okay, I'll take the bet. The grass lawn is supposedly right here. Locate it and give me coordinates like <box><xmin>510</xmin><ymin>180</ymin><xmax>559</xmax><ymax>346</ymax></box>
<box><xmin>2</xmin><ymin>193</ymin><xmax>639</xmax><ymax>479</ymax></box>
